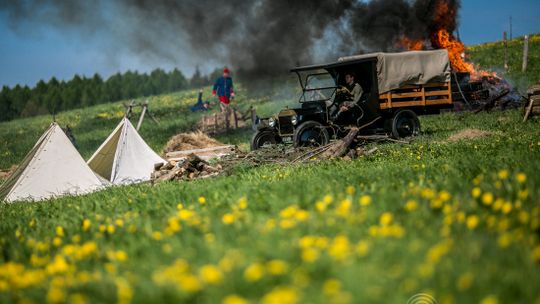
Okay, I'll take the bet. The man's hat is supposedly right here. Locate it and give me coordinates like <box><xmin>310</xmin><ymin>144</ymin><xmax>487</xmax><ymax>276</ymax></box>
<box><xmin>223</xmin><ymin>67</ymin><xmax>230</xmax><ymax>74</ymax></box>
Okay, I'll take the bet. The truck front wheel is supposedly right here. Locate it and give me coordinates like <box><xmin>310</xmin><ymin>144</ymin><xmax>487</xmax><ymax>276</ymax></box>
<box><xmin>251</xmin><ymin>129</ymin><xmax>281</xmax><ymax>151</ymax></box>
<box><xmin>294</xmin><ymin>121</ymin><xmax>330</xmax><ymax>147</ymax></box>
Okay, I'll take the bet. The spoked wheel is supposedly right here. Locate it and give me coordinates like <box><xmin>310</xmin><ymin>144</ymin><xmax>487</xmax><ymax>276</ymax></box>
<box><xmin>251</xmin><ymin>129</ymin><xmax>281</xmax><ymax>151</ymax></box>
<box><xmin>294</xmin><ymin>121</ymin><xmax>330</xmax><ymax>147</ymax></box>
<box><xmin>391</xmin><ymin>110</ymin><xmax>420</xmax><ymax>138</ymax></box>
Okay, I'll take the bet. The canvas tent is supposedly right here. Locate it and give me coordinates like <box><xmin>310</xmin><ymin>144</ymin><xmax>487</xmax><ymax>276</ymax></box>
<box><xmin>0</xmin><ymin>123</ymin><xmax>108</xmax><ymax>203</ymax></box>
<box><xmin>338</xmin><ymin>49</ymin><xmax>451</xmax><ymax>94</ymax></box>
<box><xmin>88</xmin><ymin>117</ymin><xmax>165</xmax><ymax>185</ymax></box>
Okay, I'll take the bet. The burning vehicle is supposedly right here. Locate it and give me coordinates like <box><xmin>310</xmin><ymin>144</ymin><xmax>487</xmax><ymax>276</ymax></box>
<box><xmin>252</xmin><ymin>49</ymin><xmax>485</xmax><ymax>149</ymax></box>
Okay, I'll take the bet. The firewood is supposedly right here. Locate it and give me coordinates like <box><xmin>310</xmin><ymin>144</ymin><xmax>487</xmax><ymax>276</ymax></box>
<box><xmin>321</xmin><ymin>128</ymin><xmax>359</xmax><ymax>159</ymax></box>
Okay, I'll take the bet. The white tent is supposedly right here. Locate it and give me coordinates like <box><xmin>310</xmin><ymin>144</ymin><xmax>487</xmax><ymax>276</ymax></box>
<box><xmin>88</xmin><ymin>117</ymin><xmax>165</xmax><ymax>185</ymax></box>
<box><xmin>0</xmin><ymin>123</ymin><xmax>108</xmax><ymax>203</ymax></box>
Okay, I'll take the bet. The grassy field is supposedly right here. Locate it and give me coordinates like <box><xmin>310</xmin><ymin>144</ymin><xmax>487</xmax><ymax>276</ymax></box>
<box><xmin>1</xmin><ymin>42</ymin><xmax>540</xmax><ymax>304</ymax></box>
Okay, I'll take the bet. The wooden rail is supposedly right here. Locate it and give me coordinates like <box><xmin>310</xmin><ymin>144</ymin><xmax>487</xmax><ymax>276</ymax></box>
<box><xmin>378</xmin><ymin>82</ymin><xmax>452</xmax><ymax>110</ymax></box>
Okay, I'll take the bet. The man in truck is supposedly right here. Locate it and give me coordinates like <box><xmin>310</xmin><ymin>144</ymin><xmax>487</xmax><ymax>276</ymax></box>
<box><xmin>333</xmin><ymin>72</ymin><xmax>380</xmax><ymax>128</ymax></box>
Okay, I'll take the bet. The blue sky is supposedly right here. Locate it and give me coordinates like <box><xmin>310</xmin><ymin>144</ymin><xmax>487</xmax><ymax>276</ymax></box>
<box><xmin>0</xmin><ymin>0</ymin><xmax>539</xmax><ymax>88</ymax></box>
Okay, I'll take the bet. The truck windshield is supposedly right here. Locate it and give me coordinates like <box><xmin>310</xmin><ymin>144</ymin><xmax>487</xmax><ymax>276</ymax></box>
<box><xmin>299</xmin><ymin>72</ymin><xmax>336</xmax><ymax>103</ymax></box>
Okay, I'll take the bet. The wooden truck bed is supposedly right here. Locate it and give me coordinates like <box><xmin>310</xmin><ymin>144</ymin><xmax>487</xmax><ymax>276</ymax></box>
<box><xmin>378</xmin><ymin>81</ymin><xmax>452</xmax><ymax>110</ymax></box>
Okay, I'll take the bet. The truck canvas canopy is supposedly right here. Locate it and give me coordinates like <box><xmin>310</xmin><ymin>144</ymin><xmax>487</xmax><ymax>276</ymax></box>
<box><xmin>292</xmin><ymin>49</ymin><xmax>451</xmax><ymax>94</ymax></box>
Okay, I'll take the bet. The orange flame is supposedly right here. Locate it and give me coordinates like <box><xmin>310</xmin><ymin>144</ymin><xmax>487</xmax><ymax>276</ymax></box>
<box><xmin>398</xmin><ymin>0</ymin><xmax>497</xmax><ymax>80</ymax></box>
<box><xmin>432</xmin><ymin>29</ymin><xmax>473</xmax><ymax>73</ymax></box>
<box><xmin>398</xmin><ymin>37</ymin><xmax>424</xmax><ymax>51</ymax></box>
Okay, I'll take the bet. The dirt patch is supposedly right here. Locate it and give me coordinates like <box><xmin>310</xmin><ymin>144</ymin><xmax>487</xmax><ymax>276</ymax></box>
<box><xmin>163</xmin><ymin>131</ymin><xmax>224</xmax><ymax>153</ymax></box>
<box><xmin>448</xmin><ymin>129</ymin><xmax>492</xmax><ymax>142</ymax></box>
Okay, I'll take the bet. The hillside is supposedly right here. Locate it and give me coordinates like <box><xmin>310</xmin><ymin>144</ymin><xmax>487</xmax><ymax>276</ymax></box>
<box><xmin>467</xmin><ymin>34</ymin><xmax>540</xmax><ymax>90</ymax></box>
<box><xmin>1</xmin><ymin>40</ymin><xmax>540</xmax><ymax>303</ymax></box>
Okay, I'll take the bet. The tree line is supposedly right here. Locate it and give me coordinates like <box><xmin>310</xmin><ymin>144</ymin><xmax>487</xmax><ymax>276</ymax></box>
<box><xmin>0</xmin><ymin>67</ymin><xmax>222</xmax><ymax>122</ymax></box>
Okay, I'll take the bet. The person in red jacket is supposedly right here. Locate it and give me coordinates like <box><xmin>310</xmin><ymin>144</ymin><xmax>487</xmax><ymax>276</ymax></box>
<box><xmin>212</xmin><ymin>67</ymin><xmax>235</xmax><ymax>112</ymax></box>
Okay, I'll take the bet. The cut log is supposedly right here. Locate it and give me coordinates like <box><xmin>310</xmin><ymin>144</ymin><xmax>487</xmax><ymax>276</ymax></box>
<box><xmin>320</xmin><ymin>127</ymin><xmax>359</xmax><ymax>159</ymax></box>
<box><xmin>165</xmin><ymin>145</ymin><xmax>236</xmax><ymax>159</ymax></box>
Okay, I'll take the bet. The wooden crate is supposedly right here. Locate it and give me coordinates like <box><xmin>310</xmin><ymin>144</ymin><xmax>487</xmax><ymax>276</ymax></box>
<box><xmin>378</xmin><ymin>82</ymin><xmax>452</xmax><ymax>110</ymax></box>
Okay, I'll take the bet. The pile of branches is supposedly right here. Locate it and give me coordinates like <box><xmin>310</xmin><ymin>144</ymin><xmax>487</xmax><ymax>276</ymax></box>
<box><xmin>221</xmin><ymin>129</ymin><xmax>406</xmax><ymax>168</ymax></box>
<box><xmin>152</xmin><ymin>155</ymin><xmax>222</xmax><ymax>183</ymax></box>
<box><xmin>152</xmin><ymin>129</ymin><xmax>408</xmax><ymax>183</ymax></box>
<box><xmin>473</xmin><ymin>76</ymin><xmax>526</xmax><ymax>113</ymax></box>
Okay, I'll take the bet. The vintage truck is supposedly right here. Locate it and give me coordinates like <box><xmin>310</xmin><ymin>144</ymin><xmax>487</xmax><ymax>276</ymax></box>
<box><xmin>251</xmin><ymin>49</ymin><xmax>483</xmax><ymax>150</ymax></box>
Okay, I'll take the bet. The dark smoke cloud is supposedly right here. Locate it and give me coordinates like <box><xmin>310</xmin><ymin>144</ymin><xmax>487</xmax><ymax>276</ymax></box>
<box><xmin>0</xmin><ymin>0</ymin><xmax>460</xmax><ymax>88</ymax></box>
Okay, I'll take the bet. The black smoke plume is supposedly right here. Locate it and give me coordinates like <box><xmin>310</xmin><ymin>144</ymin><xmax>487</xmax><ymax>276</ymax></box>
<box><xmin>0</xmin><ymin>0</ymin><xmax>460</xmax><ymax>89</ymax></box>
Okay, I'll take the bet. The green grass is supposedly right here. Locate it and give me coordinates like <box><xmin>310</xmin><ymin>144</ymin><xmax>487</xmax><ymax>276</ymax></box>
<box><xmin>467</xmin><ymin>33</ymin><xmax>540</xmax><ymax>91</ymax></box>
<box><xmin>1</xmin><ymin>109</ymin><xmax>539</xmax><ymax>303</ymax></box>
<box><xmin>1</xmin><ymin>40</ymin><xmax>540</xmax><ymax>304</ymax></box>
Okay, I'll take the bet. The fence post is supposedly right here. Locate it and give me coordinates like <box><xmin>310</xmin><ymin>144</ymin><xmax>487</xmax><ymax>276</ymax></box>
<box><xmin>233</xmin><ymin>108</ymin><xmax>239</xmax><ymax>129</ymax></box>
<box><xmin>136</xmin><ymin>103</ymin><xmax>147</xmax><ymax>131</ymax></box>
<box><xmin>503</xmin><ymin>31</ymin><xmax>508</xmax><ymax>71</ymax></box>
<box><xmin>251</xmin><ymin>107</ymin><xmax>258</xmax><ymax>131</ymax></box>
<box><xmin>522</xmin><ymin>35</ymin><xmax>529</xmax><ymax>73</ymax></box>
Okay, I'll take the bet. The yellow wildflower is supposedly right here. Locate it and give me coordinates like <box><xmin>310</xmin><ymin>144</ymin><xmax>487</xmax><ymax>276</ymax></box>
<box><xmin>46</xmin><ymin>255</ymin><xmax>69</xmax><ymax>274</ymax></box>
<box><xmin>481</xmin><ymin>192</ymin><xmax>493</xmax><ymax>205</ymax></box>
<box><xmin>497</xmin><ymin>170</ymin><xmax>509</xmax><ymax>179</ymax></box>
<box><xmin>315</xmin><ymin>201</ymin><xmax>327</xmax><ymax>213</ymax></box>
<box><xmin>346</xmin><ymin>186</ymin><xmax>355</xmax><ymax>194</ymax></box>
<box><xmin>323</xmin><ymin>195</ymin><xmax>333</xmax><ymax>204</ymax></box>
<box><xmin>222</xmin><ymin>295</ymin><xmax>249</xmax><ymax>304</ymax></box>
<box><xmin>439</xmin><ymin>191</ymin><xmax>451</xmax><ymax>202</ymax></box>
<box><xmin>266</xmin><ymin>260</ymin><xmax>288</xmax><ymax>276</ymax></box>
<box><xmin>501</xmin><ymin>202</ymin><xmax>513</xmax><ymax>214</ymax></box>
<box><xmin>261</xmin><ymin>286</ymin><xmax>298</xmax><ymax>304</ymax></box>
<box><xmin>198</xmin><ymin>196</ymin><xmax>206</xmax><ymax>205</ymax></box>
<box><xmin>466</xmin><ymin>215</ymin><xmax>479</xmax><ymax>230</ymax></box>
<box><xmin>359</xmin><ymin>195</ymin><xmax>372</xmax><ymax>206</ymax></box>
<box><xmin>328</xmin><ymin>235</ymin><xmax>351</xmax><ymax>261</ymax></box>
<box><xmin>107</xmin><ymin>225</ymin><xmax>115</xmax><ymax>234</ymax></box>
<box><xmin>472</xmin><ymin>187</ymin><xmax>481</xmax><ymax>198</ymax></box>
<box><xmin>115</xmin><ymin>219</ymin><xmax>124</xmax><ymax>227</ymax></box>
<box><xmin>199</xmin><ymin>265</ymin><xmax>223</xmax><ymax>285</ymax></box>
<box><xmin>115</xmin><ymin>250</ymin><xmax>128</xmax><ymax>262</ymax></box>
<box><xmin>480</xmin><ymin>295</ymin><xmax>498</xmax><ymax>304</ymax></box>
<box><xmin>116</xmin><ymin>278</ymin><xmax>133</xmax><ymax>304</ymax></box>
<box><xmin>222</xmin><ymin>213</ymin><xmax>235</xmax><ymax>225</ymax></box>
<box><xmin>53</xmin><ymin>237</ymin><xmax>62</xmax><ymax>247</ymax></box>
<box><xmin>336</xmin><ymin>199</ymin><xmax>351</xmax><ymax>217</ymax></box>
<box><xmin>531</xmin><ymin>245</ymin><xmax>540</xmax><ymax>262</ymax></box>
<box><xmin>244</xmin><ymin>263</ymin><xmax>265</xmax><ymax>282</ymax></box>
<box><xmin>301</xmin><ymin>248</ymin><xmax>319</xmax><ymax>263</ymax></box>
<box><xmin>379</xmin><ymin>212</ymin><xmax>393</xmax><ymax>226</ymax></box>
<box><xmin>178</xmin><ymin>274</ymin><xmax>201</xmax><ymax>293</ymax></box>
<box><xmin>405</xmin><ymin>200</ymin><xmax>418</xmax><ymax>212</ymax></box>
<box><xmin>56</xmin><ymin>226</ymin><xmax>64</xmax><ymax>237</ymax></box>
<box><xmin>279</xmin><ymin>219</ymin><xmax>296</xmax><ymax>229</ymax></box>
<box><xmin>237</xmin><ymin>197</ymin><xmax>248</xmax><ymax>209</ymax></box>
<box><xmin>516</xmin><ymin>173</ymin><xmax>526</xmax><ymax>183</ymax></box>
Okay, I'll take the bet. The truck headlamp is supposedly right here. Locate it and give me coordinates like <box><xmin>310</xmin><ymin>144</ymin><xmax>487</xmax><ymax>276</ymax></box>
<box><xmin>268</xmin><ymin>117</ymin><xmax>276</xmax><ymax>128</ymax></box>
<box><xmin>291</xmin><ymin>115</ymin><xmax>298</xmax><ymax>125</ymax></box>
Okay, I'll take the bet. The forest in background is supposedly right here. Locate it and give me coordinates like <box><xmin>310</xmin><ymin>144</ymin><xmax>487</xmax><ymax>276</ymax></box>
<box><xmin>0</xmin><ymin>67</ymin><xmax>221</xmax><ymax>122</ymax></box>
